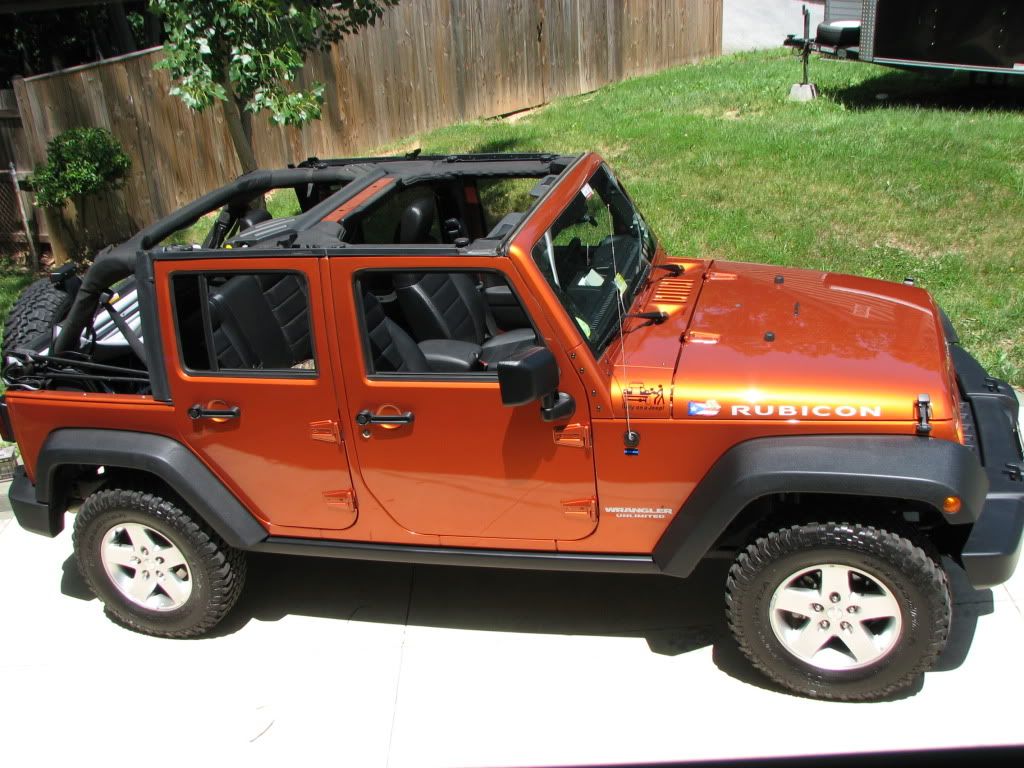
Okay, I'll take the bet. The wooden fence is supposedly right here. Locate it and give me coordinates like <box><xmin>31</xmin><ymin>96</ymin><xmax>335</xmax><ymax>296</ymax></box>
<box><xmin>10</xmin><ymin>0</ymin><xmax>722</xmax><ymax>254</ymax></box>
<box><xmin>0</xmin><ymin>90</ymin><xmax>26</xmax><ymax>171</ymax></box>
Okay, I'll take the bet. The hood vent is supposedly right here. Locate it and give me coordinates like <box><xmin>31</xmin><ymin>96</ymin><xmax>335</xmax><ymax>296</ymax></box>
<box><xmin>653</xmin><ymin>277</ymin><xmax>694</xmax><ymax>305</ymax></box>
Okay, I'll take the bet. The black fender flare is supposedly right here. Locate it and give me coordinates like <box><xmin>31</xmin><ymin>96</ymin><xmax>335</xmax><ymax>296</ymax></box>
<box><xmin>653</xmin><ymin>435</ymin><xmax>988</xmax><ymax>578</ymax></box>
<box><xmin>34</xmin><ymin>428</ymin><xmax>268</xmax><ymax>548</ymax></box>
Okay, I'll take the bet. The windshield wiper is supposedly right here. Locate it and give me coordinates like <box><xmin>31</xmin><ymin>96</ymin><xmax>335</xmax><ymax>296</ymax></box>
<box><xmin>651</xmin><ymin>263</ymin><xmax>683</xmax><ymax>277</ymax></box>
<box><xmin>624</xmin><ymin>311</ymin><xmax>668</xmax><ymax>326</ymax></box>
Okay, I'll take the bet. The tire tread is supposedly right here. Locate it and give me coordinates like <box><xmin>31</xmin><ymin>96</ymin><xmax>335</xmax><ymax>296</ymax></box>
<box><xmin>73</xmin><ymin>488</ymin><xmax>246</xmax><ymax>638</ymax></box>
<box><xmin>726</xmin><ymin>521</ymin><xmax>950</xmax><ymax>702</ymax></box>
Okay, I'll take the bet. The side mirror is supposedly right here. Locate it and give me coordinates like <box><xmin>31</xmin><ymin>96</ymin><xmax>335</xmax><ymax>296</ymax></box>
<box><xmin>497</xmin><ymin>346</ymin><xmax>575</xmax><ymax>422</ymax></box>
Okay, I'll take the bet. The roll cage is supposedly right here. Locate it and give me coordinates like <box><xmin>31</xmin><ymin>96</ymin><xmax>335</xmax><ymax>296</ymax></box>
<box><xmin>2</xmin><ymin>152</ymin><xmax>585</xmax><ymax>398</ymax></box>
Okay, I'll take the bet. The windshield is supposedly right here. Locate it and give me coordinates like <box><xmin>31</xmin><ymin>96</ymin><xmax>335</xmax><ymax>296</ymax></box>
<box><xmin>530</xmin><ymin>164</ymin><xmax>656</xmax><ymax>357</ymax></box>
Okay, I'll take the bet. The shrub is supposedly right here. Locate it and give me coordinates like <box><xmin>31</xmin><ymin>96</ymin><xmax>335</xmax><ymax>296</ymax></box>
<box><xmin>31</xmin><ymin>128</ymin><xmax>131</xmax><ymax>210</ymax></box>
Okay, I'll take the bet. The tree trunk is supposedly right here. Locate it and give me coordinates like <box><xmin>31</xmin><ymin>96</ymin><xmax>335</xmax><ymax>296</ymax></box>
<box><xmin>144</xmin><ymin>10</ymin><xmax>162</xmax><ymax>47</ymax></box>
<box><xmin>109</xmin><ymin>3</ymin><xmax>138</xmax><ymax>55</ymax></box>
<box><xmin>221</xmin><ymin>87</ymin><xmax>258</xmax><ymax>175</ymax></box>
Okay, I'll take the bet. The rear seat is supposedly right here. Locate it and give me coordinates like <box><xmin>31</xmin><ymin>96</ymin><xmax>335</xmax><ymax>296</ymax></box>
<box><xmin>207</xmin><ymin>273</ymin><xmax>312</xmax><ymax>370</ymax></box>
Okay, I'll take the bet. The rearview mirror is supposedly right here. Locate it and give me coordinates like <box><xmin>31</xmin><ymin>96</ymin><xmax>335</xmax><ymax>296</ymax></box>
<box><xmin>496</xmin><ymin>347</ymin><xmax>576</xmax><ymax>422</ymax></box>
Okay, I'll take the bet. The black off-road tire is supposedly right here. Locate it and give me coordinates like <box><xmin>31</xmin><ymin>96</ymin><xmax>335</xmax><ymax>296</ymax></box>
<box><xmin>1</xmin><ymin>277</ymin><xmax>73</xmax><ymax>360</ymax></box>
<box><xmin>73</xmin><ymin>488</ymin><xmax>246</xmax><ymax>638</ymax></box>
<box><xmin>726</xmin><ymin>522</ymin><xmax>951</xmax><ymax>702</ymax></box>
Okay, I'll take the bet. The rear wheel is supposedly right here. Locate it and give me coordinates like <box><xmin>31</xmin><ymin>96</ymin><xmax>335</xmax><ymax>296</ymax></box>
<box><xmin>1</xmin><ymin>276</ymin><xmax>73</xmax><ymax>360</ymax></box>
<box><xmin>726</xmin><ymin>521</ymin><xmax>950</xmax><ymax>701</ymax></box>
<box><xmin>73</xmin><ymin>488</ymin><xmax>246</xmax><ymax>638</ymax></box>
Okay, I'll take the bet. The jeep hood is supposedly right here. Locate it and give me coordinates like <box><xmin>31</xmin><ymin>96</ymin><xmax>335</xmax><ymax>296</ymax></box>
<box><xmin>606</xmin><ymin>260</ymin><xmax>957</xmax><ymax>423</ymax></box>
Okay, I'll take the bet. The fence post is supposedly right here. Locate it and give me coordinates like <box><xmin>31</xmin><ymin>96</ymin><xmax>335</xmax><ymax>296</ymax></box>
<box><xmin>8</xmin><ymin>162</ymin><xmax>39</xmax><ymax>273</ymax></box>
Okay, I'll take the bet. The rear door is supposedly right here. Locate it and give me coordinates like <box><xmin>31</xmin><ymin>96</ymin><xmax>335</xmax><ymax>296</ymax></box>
<box><xmin>153</xmin><ymin>253</ymin><xmax>357</xmax><ymax>535</ymax></box>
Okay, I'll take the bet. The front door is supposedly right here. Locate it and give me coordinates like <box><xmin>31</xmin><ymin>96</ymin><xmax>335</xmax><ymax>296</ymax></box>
<box><xmin>333</xmin><ymin>260</ymin><xmax>598</xmax><ymax>543</ymax></box>
<box><xmin>154</xmin><ymin>255</ymin><xmax>357</xmax><ymax>534</ymax></box>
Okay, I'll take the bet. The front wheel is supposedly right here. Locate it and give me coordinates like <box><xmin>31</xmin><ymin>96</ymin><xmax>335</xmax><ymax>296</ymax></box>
<box><xmin>726</xmin><ymin>522</ymin><xmax>951</xmax><ymax>701</ymax></box>
<box><xmin>73</xmin><ymin>488</ymin><xmax>246</xmax><ymax>637</ymax></box>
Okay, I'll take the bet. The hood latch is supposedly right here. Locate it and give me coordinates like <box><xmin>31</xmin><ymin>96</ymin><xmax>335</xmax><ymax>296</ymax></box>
<box><xmin>915</xmin><ymin>394</ymin><xmax>932</xmax><ymax>436</ymax></box>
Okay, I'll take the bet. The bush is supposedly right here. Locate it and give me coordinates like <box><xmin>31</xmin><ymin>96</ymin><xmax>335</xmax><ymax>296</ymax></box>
<box><xmin>30</xmin><ymin>128</ymin><xmax>131</xmax><ymax>210</ymax></box>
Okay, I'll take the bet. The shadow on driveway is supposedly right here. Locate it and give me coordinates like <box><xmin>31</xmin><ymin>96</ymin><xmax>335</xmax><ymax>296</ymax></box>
<box><xmin>60</xmin><ymin>548</ymin><xmax>993</xmax><ymax>697</ymax></box>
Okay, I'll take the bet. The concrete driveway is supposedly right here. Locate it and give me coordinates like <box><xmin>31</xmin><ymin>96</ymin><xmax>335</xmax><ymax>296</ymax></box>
<box><xmin>1</xmin><ymin>471</ymin><xmax>1023</xmax><ymax>766</ymax></box>
<box><xmin>723</xmin><ymin>0</ymin><xmax>824</xmax><ymax>54</ymax></box>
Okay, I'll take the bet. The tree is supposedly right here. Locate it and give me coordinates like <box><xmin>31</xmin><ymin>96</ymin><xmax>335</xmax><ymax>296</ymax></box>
<box><xmin>30</xmin><ymin>127</ymin><xmax>133</xmax><ymax>259</ymax></box>
<box><xmin>152</xmin><ymin>0</ymin><xmax>400</xmax><ymax>174</ymax></box>
<box><xmin>0</xmin><ymin>3</ymin><xmax>159</xmax><ymax>87</ymax></box>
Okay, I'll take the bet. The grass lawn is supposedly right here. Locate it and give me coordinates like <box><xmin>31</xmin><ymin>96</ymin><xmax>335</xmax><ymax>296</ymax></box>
<box><xmin>390</xmin><ymin>49</ymin><xmax>1024</xmax><ymax>385</ymax></box>
<box><xmin>1</xmin><ymin>49</ymin><xmax>1020</xmax><ymax>383</ymax></box>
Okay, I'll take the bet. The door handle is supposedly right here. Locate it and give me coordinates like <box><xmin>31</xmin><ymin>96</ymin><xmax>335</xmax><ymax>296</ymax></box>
<box><xmin>355</xmin><ymin>409</ymin><xmax>414</xmax><ymax>426</ymax></box>
<box><xmin>188</xmin><ymin>404</ymin><xmax>241</xmax><ymax>421</ymax></box>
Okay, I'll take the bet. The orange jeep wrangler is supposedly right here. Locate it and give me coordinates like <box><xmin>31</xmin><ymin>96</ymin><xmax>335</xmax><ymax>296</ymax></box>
<box><xmin>1</xmin><ymin>152</ymin><xmax>1021</xmax><ymax>701</ymax></box>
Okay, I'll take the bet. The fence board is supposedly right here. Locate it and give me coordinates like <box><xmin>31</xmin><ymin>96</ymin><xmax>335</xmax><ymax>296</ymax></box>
<box><xmin>10</xmin><ymin>0</ymin><xmax>721</xmax><ymax>250</ymax></box>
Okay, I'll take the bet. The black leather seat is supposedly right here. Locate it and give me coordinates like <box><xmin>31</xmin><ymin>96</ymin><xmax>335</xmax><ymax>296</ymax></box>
<box><xmin>394</xmin><ymin>196</ymin><xmax>438</xmax><ymax>244</ymax></box>
<box><xmin>362</xmin><ymin>291</ymin><xmax>430</xmax><ymax>373</ymax></box>
<box><xmin>393</xmin><ymin>272</ymin><xmax>536</xmax><ymax>367</ymax></box>
<box><xmin>207</xmin><ymin>273</ymin><xmax>312</xmax><ymax>370</ymax></box>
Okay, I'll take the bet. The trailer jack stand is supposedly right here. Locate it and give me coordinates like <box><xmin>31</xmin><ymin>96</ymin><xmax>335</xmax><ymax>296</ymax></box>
<box><xmin>789</xmin><ymin>5</ymin><xmax>818</xmax><ymax>102</ymax></box>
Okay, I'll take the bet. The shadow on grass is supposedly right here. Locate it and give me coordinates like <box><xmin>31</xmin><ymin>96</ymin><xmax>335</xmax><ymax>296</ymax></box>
<box><xmin>822</xmin><ymin>68</ymin><xmax>1024</xmax><ymax>112</ymax></box>
<box><xmin>468</xmin><ymin>136</ymin><xmax>534</xmax><ymax>154</ymax></box>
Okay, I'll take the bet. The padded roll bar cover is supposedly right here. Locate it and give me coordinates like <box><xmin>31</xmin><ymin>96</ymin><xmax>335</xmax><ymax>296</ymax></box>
<box><xmin>653</xmin><ymin>434</ymin><xmax>988</xmax><ymax>578</ymax></box>
<box><xmin>51</xmin><ymin>240</ymin><xmax>140</xmax><ymax>354</ymax></box>
<box><xmin>50</xmin><ymin>166</ymin><xmax>364</xmax><ymax>356</ymax></box>
<box><xmin>35</xmin><ymin>429</ymin><xmax>268</xmax><ymax>548</ymax></box>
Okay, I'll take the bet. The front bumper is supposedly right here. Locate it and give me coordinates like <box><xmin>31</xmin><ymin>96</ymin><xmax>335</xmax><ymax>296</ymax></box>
<box><xmin>951</xmin><ymin>344</ymin><xmax>1024</xmax><ymax>589</ymax></box>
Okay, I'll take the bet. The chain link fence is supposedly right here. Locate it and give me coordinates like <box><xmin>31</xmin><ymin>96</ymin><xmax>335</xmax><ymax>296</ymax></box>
<box><xmin>0</xmin><ymin>163</ymin><xmax>38</xmax><ymax>270</ymax></box>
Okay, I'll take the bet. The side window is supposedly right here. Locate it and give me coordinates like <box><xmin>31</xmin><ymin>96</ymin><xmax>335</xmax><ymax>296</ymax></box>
<box><xmin>171</xmin><ymin>271</ymin><xmax>316</xmax><ymax>374</ymax></box>
<box><xmin>356</xmin><ymin>269</ymin><xmax>537</xmax><ymax>376</ymax></box>
<box><xmin>477</xmin><ymin>178</ymin><xmax>536</xmax><ymax>234</ymax></box>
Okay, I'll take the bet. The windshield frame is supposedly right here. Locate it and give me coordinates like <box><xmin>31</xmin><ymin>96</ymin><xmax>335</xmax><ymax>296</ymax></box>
<box><xmin>524</xmin><ymin>162</ymin><xmax>658</xmax><ymax>360</ymax></box>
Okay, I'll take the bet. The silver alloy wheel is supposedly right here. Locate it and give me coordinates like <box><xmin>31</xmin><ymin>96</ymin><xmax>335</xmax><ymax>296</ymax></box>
<box><xmin>100</xmin><ymin>522</ymin><xmax>193</xmax><ymax>611</ymax></box>
<box><xmin>768</xmin><ymin>563</ymin><xmax>902</xmax><ymax>671</ymax></box>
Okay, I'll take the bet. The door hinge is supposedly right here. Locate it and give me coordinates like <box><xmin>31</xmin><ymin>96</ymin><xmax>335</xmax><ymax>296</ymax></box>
<box><xmin>323</xmin><ymin>489</ymin><xmax>357</xmax><ymax>513</ymax></box>
<box><xmin>561</xmin><ymin>497</ymin><xmax>597</xmax><ymax>521</ymax></box>
<box><xmin>553</xmin><ymin>423</ymin><xmax>590</xmax><ymax>449</ymax></box>
<box><xmin>310</xmin><ymin>419</ymin><xmax>341</xmax><ymax>444</ymax></box>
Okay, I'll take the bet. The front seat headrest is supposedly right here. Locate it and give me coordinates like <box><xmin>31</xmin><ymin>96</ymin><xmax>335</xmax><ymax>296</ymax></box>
<box><xmin>395</xmin><ymin>196</ymin><xmax>437</xmax><ymax>243</ymax></box>
<box><xmin>238</xmin><ymin>208</ymin><xmax>273</xmax><ymax>232</ymax></box>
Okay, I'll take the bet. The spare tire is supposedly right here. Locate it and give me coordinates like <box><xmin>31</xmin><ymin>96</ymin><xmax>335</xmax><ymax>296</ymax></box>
<box><xmin>2</xmin><ymin>277</ymin><xmax>74</xmax><ymax>360</ymax></box>
<box><xmin>816</xmin><ymin>20</ymin><xmax>861</xmax><ymax>47</ymax></box>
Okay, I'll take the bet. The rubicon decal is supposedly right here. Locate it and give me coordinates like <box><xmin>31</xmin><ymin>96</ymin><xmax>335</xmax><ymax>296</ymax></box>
<box><xmin>730</xmin><ymin>404</ymin><xmax>883</xmax><ymax>418</ymax></box>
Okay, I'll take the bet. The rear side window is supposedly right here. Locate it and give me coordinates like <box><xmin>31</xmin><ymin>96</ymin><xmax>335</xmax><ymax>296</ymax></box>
<box><xmin>171</xmin><ymin>271</ymin><xmax>316</xmax><ymax>374</ymax></box>
<box><xmin>352</xmin><ymin>185</ymin><xmax>442</xmax><ymax>244</ymax></box>
<box><xmin>477</xmin><ymin>178</ymin><xmax>536</xmax><ymax>233</ymax></box>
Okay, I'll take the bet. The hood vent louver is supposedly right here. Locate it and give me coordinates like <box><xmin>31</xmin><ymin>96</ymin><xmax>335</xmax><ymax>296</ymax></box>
<box><xmin>652</xmin><ymin>277</ymin><xmax>694</xmax><ymax>306</ymax></box>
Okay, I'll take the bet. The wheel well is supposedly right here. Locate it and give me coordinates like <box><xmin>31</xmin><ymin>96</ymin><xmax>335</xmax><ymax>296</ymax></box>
<box><xmin>711</xmin><ymin>493</ymin><xmax>964</xmax><ymax>558</ymax></box>
<box><xmin>50</xmin><ymin>463</ymin><xmax>186</xmax><ymax>516</ymax></box>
